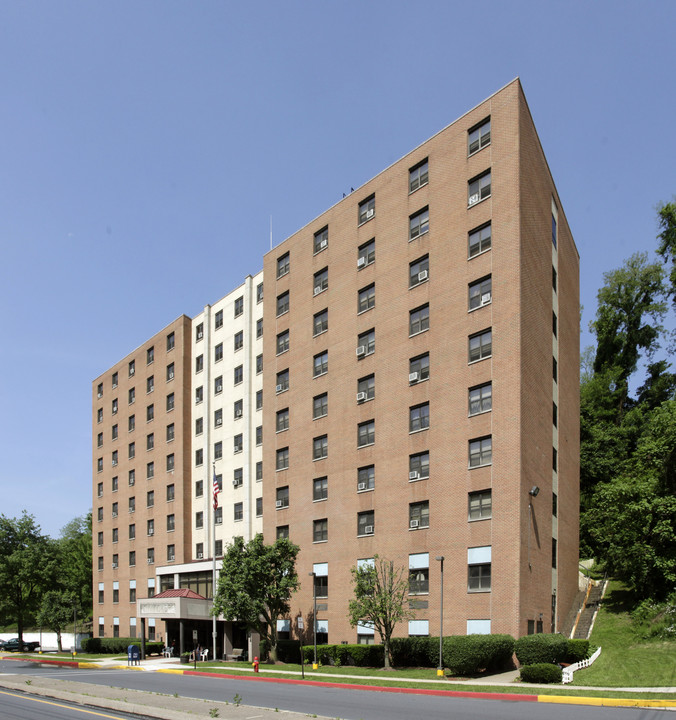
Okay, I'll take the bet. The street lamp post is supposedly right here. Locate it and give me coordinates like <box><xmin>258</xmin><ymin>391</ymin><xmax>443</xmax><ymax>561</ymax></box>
<box><xmin>309</xmin><ymin>572</ymin><xmax>317</xmax><ymax>668</ymax></box>
<box><xmin>435</xmin><ymin>556</ymin><xmax>444</xmax><ymax>676</ymax></box>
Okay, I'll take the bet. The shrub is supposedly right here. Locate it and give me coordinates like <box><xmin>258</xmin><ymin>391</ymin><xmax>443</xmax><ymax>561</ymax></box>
<box><xmin>515</xmin><ymin>634</ymin><xmax>568</xmax><ymax>666</ymax></box>
<box><xmin>520</xmin><ymin>663</ymin><xmax>562</xmax><ymax>684</ymax></box>
<box><xmin>565</xmin><ymin>639</ymin><xmax>589</xmax><ymax>663</ymax></box>
<box><xmin>79</xmin><ymin>638</ymin><xmax>162</xmax><ymax>655</ymax></box>
<box><xmin>301</xmin><ymin>644</ymin><xmax>384</xmax><ymax>667</ymax></box>
<box><xmin>443</xmin><ymin>634</ymin><xmax>515</xmax><ymax>676</ymax></box>
<box><xmin>390</xmin><ymin>636</ymin><xmax>436</xmax><ymax>667</ymax></box>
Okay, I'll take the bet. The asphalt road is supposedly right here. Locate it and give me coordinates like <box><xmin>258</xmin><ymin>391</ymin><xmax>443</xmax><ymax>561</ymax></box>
<box><xmin>0</xmin><ymin>659</ymin><xmax>670</xmax><ymax>720</ymax></box>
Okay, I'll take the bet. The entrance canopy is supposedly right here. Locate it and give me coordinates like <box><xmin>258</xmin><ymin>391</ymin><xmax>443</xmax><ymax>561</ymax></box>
<box><xmin>137</xmin><ymin>588</ymin><xmax>213</xmax><ymax>621</ymax></box>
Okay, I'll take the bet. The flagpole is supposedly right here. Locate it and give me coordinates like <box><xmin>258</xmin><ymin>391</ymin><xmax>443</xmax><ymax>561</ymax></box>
<box><xmin>212</xmin><ymin>462</ymin><xmax>217</xmax><ymax>661</ymax></box>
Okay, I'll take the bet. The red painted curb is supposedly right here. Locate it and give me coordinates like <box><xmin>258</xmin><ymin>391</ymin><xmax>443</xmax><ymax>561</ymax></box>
<box><xmin>182</xmin><ymin>670</ymin><xmax>537</xmax><ymax>702</ymax></box>
<box><xmin>1</xmin><ymin>656</ymin><xmax>78</xmax><ymax>667</ymax></box>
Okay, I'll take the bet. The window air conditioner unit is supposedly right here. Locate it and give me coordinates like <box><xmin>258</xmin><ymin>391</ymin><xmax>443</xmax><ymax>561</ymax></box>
<box><xmin>409</xmin><ymin>372</ymin><xmax>419</xmax><ymax>383</ymax></box>
<box><xmin>235</xmin><ymin>409</ymin><xmax>242</xmax><ymax>418</ymax></box>
<box><xmin>319</xmin><ymin>239</ymin><xmax>327</xmax><ymax>250</ymax></box>
<box><xmin>356</xmin><ymin>392</ymin><xmax>367</xmax><ymax>402</ymax></box>
<box><xmin>357</xmin><ymin>482</ymin><xmax>367</xmax><ymax>491</ymax></box>
<box><xmin>468</xmin><ymin>193</ymin><xmax>480</xmax><ymax>206</ymax></box>
<box><xmin>148</xmin><ymin>529</ymin><xmax>154</xmax><ymax>535</ymax></box>
<box><xmin>169</xmin><ymin>555</ymin><xmax>175</xmax><ymax>561</ymax></box>
<box><xmin>481</xmin><ymin>293</ymin><xmax>491</xmax><ymax>305</ymax></box>
<box><xmin>357</xmin><ymin>256</ymin><xmax>366</xmax><ymax>268</ymax></box>
<box><xmin>356</xmin><ymin>346</ymin><xmax>366</xmax><ymax>357</ymax></box>
<box><xmin>418</xmin><ymin>270</ymin><xmax>428</xmax><ymax>282</ymax></box>
<box><xmin>364</xmin><ymin>525</ymin><xmax>374</xmax><ymax>534</ymax></box>
<box><xmin>276</xmin><ymin>500</ymin><xmax>283</xmax><ymax>508</ymax></box>
<box><xmin>409</xmin><ymin>471</ymin><xmax>419</xmax><ymax>480</ymax></box>
<box><xmin>313</xmin><ymin>286</ymin><xmax>322</xmax><ymax>296</ymax></box>
<box><xmin>197</xmin><ymin>331</ymin><xmax>203</xmax><ymax>340</ymax></box>
<box><xmin>366</xmin><ymin>208</ymin><xmax>374</xmax><ymax>219</ymax></box>
<box><xmin>147</xmin><ymin>558</ymin><xmax>153</xmax><ymax>564</ymax></box>
<box><xmin>409</xmin><ymin>519</ymin><xmax>420</xmax><ymax>529</ymax></box>
<box><xmin>129</xmin><ymin>369</ymin><xmax>134</xmax><ymax>376</ymax></box>
<box><xmin>197</xmin><ymin>552</ymin><xmax>203</xmax><ymax>559</ymax></box>
<box><xmin>112</xmin><ymin>563</ymin><xmax>118</xmax><ymax>568</ymax></box>
<box><xmin>215</xmin><ymin>418</ymin><xmax>222</xmax><ymax>426</ymax></box>
<box><xmin>276</xmin><ymin>384</ymin><xmax>283</xmax><ymax>393</ymax></box>
<box><xmin>233</xmin><ymin>479</ymin><xmax>241</xmax><ymax>487</ymax></box>
<box><xmin>112</xmin><ymin>512</ymin><xmax>118</xmax><ymax>518</ymax></box>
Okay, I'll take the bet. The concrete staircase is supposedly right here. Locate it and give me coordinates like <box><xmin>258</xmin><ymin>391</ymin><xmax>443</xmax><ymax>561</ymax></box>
<box><xmin>573</xmin><ymin>581</ymin><xmax>605</xmax><ymax>639</ymax></box>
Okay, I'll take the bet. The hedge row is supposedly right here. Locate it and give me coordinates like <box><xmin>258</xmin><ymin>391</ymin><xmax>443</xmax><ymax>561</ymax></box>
<box><xmin>514</xmin><ymin>635</ymin><xmax>589</xmax><ymax>665</ymax></box>
<box><xmin>301</xmin><ymin>643</ymin><xmax>384</xmax><ymax>667</ymax></box>
<box><xmin>80</xmin><ymin>637</ymin><xmax>164</xmax><ymax>655</ymax></box>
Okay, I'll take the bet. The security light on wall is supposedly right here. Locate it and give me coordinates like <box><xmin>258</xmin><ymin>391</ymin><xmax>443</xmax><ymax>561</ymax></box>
<box><xmin>529</xmin><ymin>486</ymin><xmax>540</xmax><ymax>497</ymax></box>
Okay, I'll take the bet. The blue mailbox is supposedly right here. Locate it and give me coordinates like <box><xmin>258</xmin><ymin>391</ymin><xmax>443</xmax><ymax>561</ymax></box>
<box><xmin>127</xmin><ymin>644</ymin><xmax>141</xmax><ymax>666</ymax></box>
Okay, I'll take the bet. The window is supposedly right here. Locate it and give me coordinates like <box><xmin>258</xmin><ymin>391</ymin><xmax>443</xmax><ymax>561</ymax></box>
<box><xmin>468</xmin><ymin>117</ymin><xmax>490</xmax><ymax>155</ymax></box>
<box><xmin>276</xmin><ymin>369</ymin><xmax>289</xmax><ymax>393</ymax></box>
<box><xmin>469</xmin><ymin>276</ymin><xmax>492</xmax><ymax>310</ymax></box>
<box><xmin>146</xmin><ymin>404</ymin><xmax>154</xmax><ymax>422</ymax></box>
<box><xmin>146</xmin><ymin>377</ymin><xmax>154</xmax><ymax>394</ymax></box>
<box><xmin>112</xmin><ymin>424</ymin><xmax>118</xmax><ymax>440</ymax></box>
<box><xmin>468</xmin><ymin>490</ymin><xmax>492</xmax><ymax>520</ymax></box>
<box><xmin>256</xmin><ymin>318</ymin><xmax>263</xmax><ymax>338</ymax></box>
<box><xmin>147</xmin><ymin>519</ymin><xmax>154</xmax><ymax>536</ymax></box>
<box><xmin>112</xmin><ymin>372</ymin><xmax>118</xmax><ymax>388</ymax></box>
<box><xmin>256</xmin><ymin>461</ymin><xmax>263</xmax><ymax>481</ymax></box>
<box><xmin>409</xmin><ymin>553</ymin><xmax>429</xmax><ymax>594</ymax></box>
<box><xmin>257</xmin><ymin>282</ymin><xmax>264</xmax><ymax>303</ymax></box>
<box><xmin>410</xmin><ymin>403</ymin><xmax>430</xmax><ymax>433</ymax></box>
<box><xmin>166</xmin><ymin>393</ymin><xmax>175</xmax><ymax>411</ymax></box>
<box><xmin>469</xmin><ymin>383</ymin><xmax>492</xmax><ymax>415</ymax></box>
<box><xmin>552</xmin><ymin>492</ymin><xmax>558</xmax><ymax>517</ymax></box>
<box><xmin>552</xmin><ymin>266</ymin><xmax>557</xmax><ymax>292</ymax></box>
<box><xmin>97</xmin><ymin>457</ymin><xmax>103</xmax><ymax>473</ymax></box>
<box><xmin>357</xmin><ymin>374</ymin><xmax>375</xmax><ymax>402</ymax></box>
<box><xmin>212</xmin><ymin>408</ymin><xmax>222</xmax><ymax>428</ymax></box>
<box><xmin>97</xmin><ymin>408</ymin><xmax>103</xmax><ymax>424</ymax></box>
<box><xmin>234</xmin><ymin>331</ymin><xmax>244</xmax><ymax>351</ymax></box>
<box><xmin>147</xmin><ymin>346</ymin><xmax>154</xmax><ymax>364</ymax></box>
<box><xmin>147</xmin><ymin>490</ymin><xmax>154</xmax><ymax>508</ymax></box>
<box><xmin>97</xmin><ymin>382</ymin><xmax>103</xmax><ymax>398</ymax></box>
<box><xmin>313</xmin><ymin>476</ymin><xmax>328</xmax><ymax>501</ymax></box>
<box><xmin>128</xmin><ymin>470</ymin><xmax>135</xmax><ymax>486</ymax></box>
<box><xmin>408</xmin><ymin>354</ymin><xmax>430</xmax><ymax>385</ymax></box>
<box><xmin>553</xmin><ymin>401</ymin><xmax>558</xmax><ymax>428</ymax></box>
<box><xmin>468</xmin><ymin>546</ymin><xmax>491</xmax><ymax>592</ymax></box>
<box><xmin>277</xmin><ymin>252</ymin><xmax>290</xmax><ymax>278</ymax></box>
<box><xmin>276</xmin><ymin>486</ymin><xmax>289</xmax><ymax>509</ymax></box>
<box><xmin>468</xmin><ymin>170</ymin><xmax>491</xmax><ymax>206</ymax></box>
<box><xmin>313</xmin><ymin>518</ymin><xmax>328</xmax><ymax>543</ymax></box>
<box><xmin>358</xmin><ymin>465</ymin><xmax>375</xmax><ymax>491</ymax></box>
<box><xmin>166</xmin><ymin>332</ymin><xmax>175</xmax><ymax>351</ymax></box>
<box><xmin>146</xmin><ymin>433</ymin><xmax>154</xmax><ymax>451</ymax></box>
<box><xmin>214</xmin><ymin>441</ymin><xmax>223</xmax><ymax>460</ymax></box>
<box><xmin>553</xmin><ymin>447</ymin><xmax>558</xmax><ymax>472</ymax></box>
<box><xmin>409</xmin><ymin>255</ymin><xmax>429</xmax><ymax>287</ymax></box>
<box><xmin>112</xmin><ymin>450</ymin><xmax>118</xmax><ymax>466</ymax></box>
<box><xmin>409</xmin><ymin>207</ymin><xmax>429</xmax><ymax>240</ymax></box>
<box><xmin>313</xmin><ymin>435</ymin><xmax>328</xmax><ymax>460</ymax></box>
<box><xmin>234</xmin><ymin>434</ymin><xmax>243</xmax><ymax>453</ymax></box>
<box><xmin>409</xmin><ymin>305</ymin><xmax>429</xmax><ymax>335</ymax></box>
<box><xmin>276</xmin><ymin>447</ymin><xmax>289</xmax><ymax>471</ymax></box>
<box><xmin>409</xmin><ymin>159</ymin><xmax>429</xmax><ymax>192</ymax></box>
<box><xmin>314</xmin><ymin>226</ymin><xmax>328</xmax><ymax>253</ymax></box>
<box><xmin>195</xmin><ymin>417</ymin><xmax>203</xmax><ymax>435</ymax></box>
<box><xmin>276</xmin><ymin>291</ymin><xmax>289</xmax><ymax>316</ymax></box>
<box><xmin>313</xmin><ymin>309</ymin><xmax>328</xmax><ymax>336</ymax></box>
<box><xmin>469</xmin><ymin>436</ymin><xmax>492</xmax><ymax>468</ymax></box>
<box><xmin>277</xmin><ymin>330</ymin><xmax>289</xmax><ymax>355</ymax></box>
<box><xmin>215</xmin><ymin>309</ymin><xmax>223</xmax><ymax>329</ymax></box>
<box><xmin>128</xmin><ymin>360</ymin><xmax>135</xmax><ymax>377</ymax></box>
<box><xmin>276</xmin><ymin>408</ymin><xmax>289</xmax><ymax>432</ymax></box>
<box><xmin>195</xmin><ymin>479</ymin><xmax>203</xmax><ymax>497</ymax></box>
<box><xmin>166</xmin><ymin>422</ymin><xmax>174</xmax><ymax>442</ymax></box>
<box><xmin>214</xmin><ymin>507</ymin><xmax>223</xmax><ymax>524</ymax></box>
<box><xmin>313</xmin><ymin>267</ymin><xmax>328</xmax><ymax>295</ymax></box>
<box><xmin>196</xmin><ymin>386</ymin><xmax>204</xmax><ymax>403</ymax></box>
<box><xmin>111</xmin><ymin>476</ymin><xmax>119</xmax><ymax>492</ymax></box>
<box><xmin>113</xmin><ymin>582</ymin><xmax>119</xmax><ymax>602</ymax></box>
<box><xmin>313</xmin><ymin>350</ymin><xmax>328</xmax><ymax>377</ymax></box>
<box><xmin>358</xmin><ymin>420</ymin><xmax>375</xmax><ymax>447</ymax></box>
<box><xmin>357</xmin><ymin>329</ymin><xmax>375</xmax><ymax>357</ymax></box>
<box><xmin>128</xmin><ymin>415</ymin><xmax>135</xmax><ymax>432</ymax></box>
<box><xmin>468</xmin><ymin>222</ymin><xmax>492</xmax><ymax>258</ymax></box>
<box><xmin>112</xmin><ymin>527</ymin><xmax>119</xmax><ymax>543</ymax></box>
<box><xmin>313</xmin><ymin>393</ymin><xmax>328</xmax><ymax>419</ymax></box>
<box><xmin>552</xmin><ymin>211</ymin><xmax>558</xmax><ymax>248</ymax></box>
<box><xmin>276</xmin><ymin>526</ymin><xmax>289</xmax><ymax>539</ymax></box>
<box><xmin>166</xmin><ymin>363</ymin><xmax>174</xmax><ymax>381</ymax></box>
<box><xmin>468</xmin><ymin>329</ymin><xmax>492</xmax><ymax>362</ymax></box>
<box><xmin>195</xmin><ymin>542</ymin><xmax>204</xmax><ymax>559</ymax></box>
<box><xmin>167</xmin><ymin>513</ymin><xmax>175</xmax><ymax>532</ymax></box>
<box><xmin>167</xmin><ymin>544</ymin><xmax>175</xmax><ymax>562</ymax></box>
<box><xmin>166</xmin><ymin>483</ymin><xmax>174</xmax><ymax>501</ymax></box>
<box><xmin>553</xmin><ymin>311</ymin><xmax>557</xmax><ymax>338</ymax></box>
<box><xmin>256</xmin><ymin>425</ymin><xmax>262</xmax><ymax>445</ymax></box>
<box><xmin>233</xmin><ymin>467</ymin><xmax>243</xmax><ymax>488</ymax></box>
<box><xmin>408</xmin><ymin>620</ymin><xmax>429</xmax><ymax>637</ymax></box>
<box><xmin>552</xmin><ymin>538</ymin><xmax>557</xmax><ymax>569</ymax></box>
<box><xmin>97</xmin><ymin>482</ymin><xmax>103</xmax><ymax>497</ymax></box>
<box><xmin>214</xmin><ymin>343</ymin><xmax>223</xmax><ymax>363</ymax></box>
<box><xmin>256</xmin><ymin>354</ymin><xmax>263</xmax><ymax>374</ymax></box>
<box><xmin>234</xmin><ymin>399</ymin><xmax>243</xmax><ymax>419</ymax></box>
<box><xmin>128</xmin><ymin>442</ymin><xmax>135</xmax><ymax>459</ymax></box>
<box><xmin>255</xmin><ymin>497</ymin><xmax>263</xmax><ymax>517</ymax></box>
<box><xmin>112</xmin><ymin>398</ymin><xmax>118</xmax><ymax>415</ymax></box>
<box><xmin>234</xmin><ymin>502</ymin><xmax>243</xmax><ymax>522</ymax></box>
<box><xmin>97</xmin><ymin>432</ymin><xmax>103</xmax><ymax>448</ymax></box>
<box><xmin>195</xmin><ymin>448</ymin><xmax>203</xmax><ymax>466</ymax></box>
<box><xmin>358</xmin><ymin>239</ymin><xmax>375</xmax><ymax>268</ymax></box>
<box><xmin>408</xmin><ymin>451</ymin><xmax>430</xmax><ymax>482</ymax></box>
<box><xmin>358</xmin><ymin>195</ymin><xmax>375</xmax><ymax>224</ymax></box>
<box><xmin>128</xmin><ymin>519</ymin><xmax>135</xmax><ymax>536</ymax></box>
<box><xmin>196</xmin><ymin>322</ymin><xmax>204</xmax><ymax>341</ymax></box>
<box><xmin>97</xmin><ymin>506</ymin><xmax>103</xmax><ymax>521</ymax></box>
<box><xmin>234</xmin><ymin>296</ymin><xmax>244</xmax><ymax>318</ymax></box>
<box><xmin>358</xmin><ymin>511</ymin><xmax>375</xmax><ymax>536</ymax></box>
<box><xmin>358</xmin><ymin>284</ymin><xmax>375</xmax><ymax>313</ymax></box>
<box><xmin>409</xmin><ymin>501</ymin><xmax>429</xmax><ymax>529</ymax></box>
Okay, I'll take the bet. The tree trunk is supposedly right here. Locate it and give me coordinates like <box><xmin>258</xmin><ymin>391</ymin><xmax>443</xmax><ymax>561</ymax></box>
<box><xmin>57</xmin><ymin>630</ymin><xmax>62</xmax><ymax>652</ymax></box>
<box><xmin>383</xmin><ymin>638</ymin><xmax>391</xmax><ymax>669</ymax></box>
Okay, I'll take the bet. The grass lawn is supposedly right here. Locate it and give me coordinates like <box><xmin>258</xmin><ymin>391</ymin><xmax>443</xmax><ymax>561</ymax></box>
<box><xmin>571</xmin><ymin>581</ymin><xmax>676</xmax><ymax>688</ymax></box>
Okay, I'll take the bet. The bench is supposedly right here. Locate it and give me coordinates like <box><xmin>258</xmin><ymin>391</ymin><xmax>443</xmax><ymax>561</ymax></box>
<box><xmin>226</xmin><ymin>648</ymin><xmax>246</xmax><ymax>661</ymax></box>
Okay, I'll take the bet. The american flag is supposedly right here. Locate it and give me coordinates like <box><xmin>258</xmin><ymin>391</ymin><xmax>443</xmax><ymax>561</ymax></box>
<box><xmin>213</xmin><ymin>467</ymin><xmax>220</xmax><ymax>511</ymax></box>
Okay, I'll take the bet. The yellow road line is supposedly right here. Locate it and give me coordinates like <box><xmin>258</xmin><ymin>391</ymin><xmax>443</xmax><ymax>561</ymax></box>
<box><xmin>539</xmin><ymin>695</ymin><xmax>676</xmax><ymax>708</ymax></box>
<box><xmin>0</xmin><ymin>689</ymin><xmax>128</xmax><ymax>718</ymax></box>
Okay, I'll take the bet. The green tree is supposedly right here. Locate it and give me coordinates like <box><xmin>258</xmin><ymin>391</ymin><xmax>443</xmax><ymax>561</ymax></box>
<box><xmin>56</xmin><ymin>513</ymin><xmax>92</xmax><ymax>616</ymax></box>
<box><xmin>212</xmin><ymin>535</ymin><xmax>299</xmax><ymax>662</ymax></box>
<box><xmin>656</xmin><ymin>201</ymin><xmax>676</xmax><ymax>306</ymax></box>
<box><xmin>36</xmin><ymin>590</ymin><xmax>80</xmax><ymax>651</ymax></box>
<box><xmin>347</xmin><ymin>556</ymin><xmax>414</xmax><ymax>669</ymax></box>
<box><xmin>0</xmin><ymin>512</ymin><xmax>57</xmax><ymax>640</ymax></box>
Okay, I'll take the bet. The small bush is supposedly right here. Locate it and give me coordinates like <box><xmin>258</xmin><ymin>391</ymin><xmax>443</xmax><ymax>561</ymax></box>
<box><xmin>515</xmin><ymin>634</ymin><xmax>568</xmax><ymax>666</ymax></box>
<box><xmin>390</xmin><ymin>636</ymin><xmax>436</xmax><ymax>667</ymax></box>
<box><xmin>79</xmin><ymin>637</ymin><xmax>162</xmax><ymax>655</ymax></box>
<box><xmin>565</xmin><ymin>639</ymin><xmax>589</xmax><ymax>663</ymax></box>
<box><xmin>520</xmin><ymin>663</ymin><xmax>562</xmax><ymax>684</ymax></box>
<box><xmin>301</xmin><ymin>643</ymin><xmax>384</xmax><ymax>667</ymax></box>
<box><xmin>443</xmin><ymin>634</ymin><xmax>515</xmax><ymax>676</ymax></box>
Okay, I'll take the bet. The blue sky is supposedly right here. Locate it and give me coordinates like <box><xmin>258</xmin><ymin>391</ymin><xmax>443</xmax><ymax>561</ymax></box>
<box><xmin>0</xmin><ymin>1</ymin><xmax>674</xmax><ymax>537</ymax></box>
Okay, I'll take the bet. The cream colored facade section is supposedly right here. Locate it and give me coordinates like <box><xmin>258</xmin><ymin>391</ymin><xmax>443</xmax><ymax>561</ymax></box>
<box><xmin>191</xmin><ymin>272</ymin><xmax>264</xmax><ymax>559</ymax></box>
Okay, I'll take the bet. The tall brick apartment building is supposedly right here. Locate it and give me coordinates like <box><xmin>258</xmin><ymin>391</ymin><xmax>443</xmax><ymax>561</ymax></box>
<box><xmin>93</xmin><ymin>79</ymin><xmax>579</xmax><ymax>651</ymax></box>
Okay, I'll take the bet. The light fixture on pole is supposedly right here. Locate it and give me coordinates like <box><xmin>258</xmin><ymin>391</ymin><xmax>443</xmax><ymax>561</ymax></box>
<box><xmin>528</xmin><ymin>486</ymin><xmax>540</xmax><ymax>569</ymax></box>
<box><xmin>309</xmin><ymin>572</ymin><xmax>317</xmax><ymax>669</ymax></box>
<box><xmin>435</xmin><ymin>556</ymin><xmax>444</xmax><ymax>676</ymax></box>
